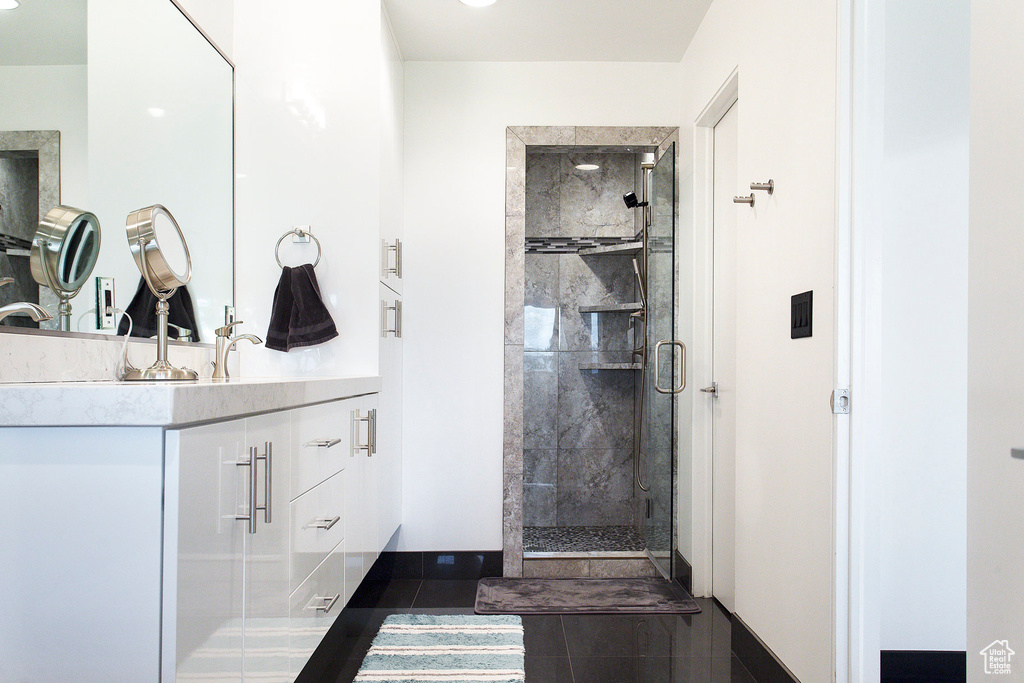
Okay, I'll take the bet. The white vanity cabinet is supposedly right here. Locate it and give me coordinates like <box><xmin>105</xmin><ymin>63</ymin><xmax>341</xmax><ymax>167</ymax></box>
<box><xmin>0</xmin><ymin>376</ymin><xmax>394</xmax><ymax>682</ymax></box>
<box><xmin>165</xmin><ymin>395</ymin><xmax>384</xmax><ymax>682</ymax></box>
<box><xmin>165</xmin><ymin>411</ymin><xmax>292</xmax><ymax>682</ymax></box>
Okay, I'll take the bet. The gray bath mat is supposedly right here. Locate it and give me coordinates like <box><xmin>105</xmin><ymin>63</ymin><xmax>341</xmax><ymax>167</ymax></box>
<box><xmin>475</xmin><ymin>578</ymin><xmax>701</xmax><ymax>615</ymax></box>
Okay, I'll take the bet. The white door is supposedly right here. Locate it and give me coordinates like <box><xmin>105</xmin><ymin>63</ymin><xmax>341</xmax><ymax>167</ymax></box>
<box><xmin>711</xmin><ymin>101</ymin><xmax>738</xmax><ymax>612</ymax></box>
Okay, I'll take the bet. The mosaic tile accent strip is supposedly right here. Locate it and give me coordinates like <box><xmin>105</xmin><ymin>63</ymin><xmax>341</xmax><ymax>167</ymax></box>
<box><xmin>524</xmin><ymin>525</ymin><xmax>645</xmax><ymax>553</ymax></box>
<box><xmin>0</xmin><ymin>233</ymin><xmax>31</xmax><ymax>252</ymax></box>
<box><xmin>525</xmin><ymin>236</ymin><xmax>639</xmax><ymax>254</ymax></box>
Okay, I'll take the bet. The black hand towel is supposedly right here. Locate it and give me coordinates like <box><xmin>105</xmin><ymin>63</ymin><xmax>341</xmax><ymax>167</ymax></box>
<box><xmin>266</xmin><ymin>263</ymin><xmax>338</xmax><ymax>352</ymax></box>
<box><xmin>117</xmin><ymin>277</ymin><xmax>201</xmax><ymax>341</ymax></box>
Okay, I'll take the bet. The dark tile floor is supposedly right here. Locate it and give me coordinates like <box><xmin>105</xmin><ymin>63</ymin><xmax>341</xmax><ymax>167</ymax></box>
<box><xmin>299</xmin><ymin>578</ymin><xmax>756</xmax><ymax>683</ymax></box>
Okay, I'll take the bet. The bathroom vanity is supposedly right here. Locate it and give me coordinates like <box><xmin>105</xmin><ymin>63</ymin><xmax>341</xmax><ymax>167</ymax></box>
<box><xmin>0</xmin><ymin>376</ymin><xmax>398</xmax><ymax>681</ymax></box>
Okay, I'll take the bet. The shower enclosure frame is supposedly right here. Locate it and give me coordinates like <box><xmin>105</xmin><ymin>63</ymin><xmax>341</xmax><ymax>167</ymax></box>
<box><xmin>503</xmin><ymin>125</ymin><xmax>680</xmax><ymax>578</ymax></box>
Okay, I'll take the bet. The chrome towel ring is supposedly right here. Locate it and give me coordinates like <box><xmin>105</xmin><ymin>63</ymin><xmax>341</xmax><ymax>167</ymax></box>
<box><xmin>275</xmin><ymin>227</ymin><xmax>321</xmax><ymax>268</ymax></box>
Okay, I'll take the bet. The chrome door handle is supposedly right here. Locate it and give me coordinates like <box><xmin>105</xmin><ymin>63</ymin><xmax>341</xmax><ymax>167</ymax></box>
<box><xmin>701</xmin><ymin>383</ymin><xmax>718</xmax><ymax>396</ymax></box>
<box><xmin>305</xmin><ymin>515</ymin><xmax>340</xmax><ymax>531</ymax></box>
<box><xmin>305</xmin><ymin>438</ymin><xmax>342</xmax><ymax>449</ymax></box>
<box><xmin>235</xmin><ymin>446</ymin><xmax>258</xmax><ymax>534</ymax></box>
<box><xmin>653</xmin><ymin>340</ymin><xmax>687</xmax><ymax>394</ymax></box>
<box><xmin>308</xmin><ymin>593</ymin><xmax>340</xmax><ymax>614</ymax></box>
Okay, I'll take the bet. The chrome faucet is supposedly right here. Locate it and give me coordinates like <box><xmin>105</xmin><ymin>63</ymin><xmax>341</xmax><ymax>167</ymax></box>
<box><xmin>0</xmin><ymin>277</ymin><xmax>53</xmax><ymax>324</ymax></box>
<box><xmin>213</xmin><ymin>321</ymin><xmax>262</xmax><ymax>379</ymax></box>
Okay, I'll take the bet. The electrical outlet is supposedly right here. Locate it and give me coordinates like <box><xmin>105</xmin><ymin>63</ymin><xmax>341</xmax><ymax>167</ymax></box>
<box><xmin>224</xmin><ymin>305</ymin><xmax>235</xmax><ymax>325</ymax></box>
<box><xmin>95</xmin><ymin>277</ymin><xmax>115</xmax><ymax>329</ymax></box>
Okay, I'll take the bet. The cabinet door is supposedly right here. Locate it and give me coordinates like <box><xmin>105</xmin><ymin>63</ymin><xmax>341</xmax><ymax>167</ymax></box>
<box><xmin>377</xmin><ymin>293</ymin><xmax>403</xmax><ymax>551</ymax></box>
<box><xmin>243</xmin><ymin>412</ymin><xmax>291</xmax><ymax>682</ymax></box>
<box><xmin>348</xmin><ymin>394</ymin><xmax>380</xmax><ymax>575</ymax></box>
<box><xmin>289</xmin><ymin>542</ymin><xmax>346</xmax><ymax>677</ymax></box>
<box><xmin>169</xmin><ymin>420</ymin><xmax>247</xmax><ymax>682</ymax></box>
<box><xmin>290</xmin><ymin>400</ymin><xmax>351</xmax><ymax>502</ymax></box>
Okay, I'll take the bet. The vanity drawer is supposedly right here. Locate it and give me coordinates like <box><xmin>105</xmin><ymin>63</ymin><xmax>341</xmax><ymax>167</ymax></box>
<box><xmin>289</xmin><ymin>540</ymin><xmax>345</xmax><ymax>678</ymax></box>
<box><xmin>290</xmin><ymin>469</ymin><xmax>346</xmax><ymax>592</ymax></box>
<box><xmin>291</xmin><ymin>400</ymin><xmax>349</xmax><ymax>500</ymax></box>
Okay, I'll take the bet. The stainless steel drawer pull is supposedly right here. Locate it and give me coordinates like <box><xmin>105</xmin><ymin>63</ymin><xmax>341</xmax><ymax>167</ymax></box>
<box><xmin>305</xmin><ymin>516</ymin><xmax>340</xmax><ymax>531</ymax></box>
<box><xmin>305</xmin><ymin>438</ymin><xmax>342</xmax><ymax>449</ymax></box>
<box><xmin>381</xmin><ymin>300</ymin><xmax>401</xmax><ymax>338</ymax></box>
<box><xmin>235</xmin><ymin>446</ymin><xmax>258</xmax><ymax>534</ymax></box>
<box><xmin>382</xmin><ymin>238</ymin><xmax>403</xmax><ymax>279</ymax></box>
<box><xmin>308</xmin><ymin>593</ymin><xmax>340</xmax><ymax>614</ymax></box>
<box><xmin>352</xmin><ymin>409</ymin><xmax>377</xmax><ymax>456</ymax></box>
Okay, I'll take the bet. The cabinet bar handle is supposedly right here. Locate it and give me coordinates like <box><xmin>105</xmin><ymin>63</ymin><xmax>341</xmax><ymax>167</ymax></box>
<box><xmin>305</xmin><ymin>438</ymin><xmax>342</xmax><ymax>449</ymax></box>
<box><xmin>305</xmin><ymin>515</ymin><xmax>340</xmax><ymax>531</ymax></box>
<box><xmin>308</xmin><ymin>593</ymin><xmax>340</xmax><ymax>614</ymax></box>
<box><xmin>370</xmin><ymin>408</ymin><xmax>377</xmax><ymax>455</ymax></box>
<box><xmin>381</xmin><ymin>300</ymin><xmax>400</xmax><ymax>338</ymax></box>
<box><xmin>236</xmin><ymin>446</ymin><xmax>257</xmax><ymax>534</ymax></box>
<box><xmin>264</xmin><ymin>441</ymin><xmax>272</xmax><ymax>524</ymax></box>
<box><xmin>352</xmin><ymin>410</ymin><xmax>372</xmax><ymax>456</ymax></box>
<box><xmin>382</xmin><ymin>238</ymin><xmax>403</xmax><ymax>279</ymax></box>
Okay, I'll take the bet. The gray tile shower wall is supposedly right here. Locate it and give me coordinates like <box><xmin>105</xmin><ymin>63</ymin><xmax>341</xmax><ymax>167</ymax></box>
<box><xmin>522</xmin><ymin>152</ymin><xmax>641</xmax><ymax>531</ymax></box>
<box><xmin>556</xmin><ymin>448</ymin><xmax>635</xmax><ymax>527</ymax></box>
<box><xmin>559</xmin><ymin>253</ymin><xmax>637</xmax><ymax>353</ymax></box>
<box><xmin>525</xmin><ymin>151</ymin><xmax>638</xmax><ymax>238</ymax></box>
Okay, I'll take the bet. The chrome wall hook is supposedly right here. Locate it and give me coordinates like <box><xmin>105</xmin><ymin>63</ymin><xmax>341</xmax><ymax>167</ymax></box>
<box><xmin>750</xmin><ymin>179</ymin><xmax>774</xmax><ymax>195</ymax></box>
<box><xmin>733</xmin><ymin>194</ymin><xmax>755</xmax><ymax>206</ymax></box>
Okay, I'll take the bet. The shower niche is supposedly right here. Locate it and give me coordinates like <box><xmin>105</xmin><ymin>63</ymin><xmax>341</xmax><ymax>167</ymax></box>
<box><xmin>519</xmin><ymin>140</ymin><xmax>677</xmax><ymax>579</ymax></box>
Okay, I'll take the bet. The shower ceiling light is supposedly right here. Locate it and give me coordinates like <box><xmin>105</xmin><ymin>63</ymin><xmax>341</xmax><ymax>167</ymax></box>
<box><xmin>459</xmin><ymin>0</ymin><xmax>497</xmax><ymax>6</ymax></box>
<box><xmin>0</xmin><ymin>1</ymin><xmax>20</xmax><ymax>9</ymax></box>
<box><xmin>575</xmin><ymin>163</ymin><xmax>600</xmax><ymax>171</ymax></box>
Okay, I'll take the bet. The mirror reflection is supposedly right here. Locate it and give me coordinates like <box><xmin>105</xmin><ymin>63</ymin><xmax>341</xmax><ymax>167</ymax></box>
<box><xmin>31</xmin><ymin>205</ymin><xmax>102</xmax><ymax>330</ymax></box>
<box><xmin>0</xmin><ymin>0</ymin><xmax>233</xmax><ymax>342</ymax></box>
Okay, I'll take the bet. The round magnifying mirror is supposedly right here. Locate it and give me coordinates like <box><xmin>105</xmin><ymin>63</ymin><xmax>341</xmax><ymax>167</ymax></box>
<box><xmin>126</xmin><ymin>204</ymin><xmax>192</xmax><ymax>293</ymax></box>
<box><xmin>123</xmin><ymin>204</ymin><xmax>197</xmax><ymax>382</ymax></box>
<box><xmin>31</xmin><ymin>205</ymin><xmax>102</xmax><ymax>331</ymax></box>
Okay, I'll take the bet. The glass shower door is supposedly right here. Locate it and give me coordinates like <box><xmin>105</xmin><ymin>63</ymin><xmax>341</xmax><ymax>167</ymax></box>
<box><xmin>643</xmin><ymin>143</ymin><xmax>678</xmax><ymax>578</ymax></box>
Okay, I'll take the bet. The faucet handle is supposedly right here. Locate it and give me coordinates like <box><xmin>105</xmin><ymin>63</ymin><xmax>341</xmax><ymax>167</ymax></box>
<box><xmin>0</xmin><ymin>277</ymin><xmax>13</xmax><ymax>288</ymax></box>
<box><xmin>215</xmin><ymin>320</ymin><xmax>244</xmax><ymax>337</ymax></box>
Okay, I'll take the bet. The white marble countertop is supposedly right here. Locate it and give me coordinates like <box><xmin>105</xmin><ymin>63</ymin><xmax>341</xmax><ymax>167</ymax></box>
<box><xmin>0</xmin><ymin>375</ymin><xmax>381</xmax><ymax>427</ymax></box>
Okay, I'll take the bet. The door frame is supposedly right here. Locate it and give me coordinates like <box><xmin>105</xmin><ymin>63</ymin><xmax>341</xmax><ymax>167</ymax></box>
<box><xmin>688</xmin><ymin>68</ymin><xmax>738</xmax><ymax>599</ymax></box>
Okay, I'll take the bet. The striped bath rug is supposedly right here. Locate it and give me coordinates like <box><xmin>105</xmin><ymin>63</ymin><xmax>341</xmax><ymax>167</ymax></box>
<box><xmin>354</xmin><ymin>614</ymin><xmax>525</xmax><ymax>682</ymax></box>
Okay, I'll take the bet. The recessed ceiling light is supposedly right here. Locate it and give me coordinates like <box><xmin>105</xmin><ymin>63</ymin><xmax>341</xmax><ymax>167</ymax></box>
<box><xmin>575</xmin><ymin>164</ymin><xmax>600</xmax><ymax>171</ymax></box>
<box><xmin>0</xmin><ymin>1</ymin><xmax>20</xmax><ymax>9</ymax></box>
<box><xmin>147</xmin><ymin>107</ymin><xmax>166</xmax><ymax>118</ymax></box>
<box><xmin>460</xmin><ymin>0</ymin><xmax>497</xmax><ymax>6</ymax></box>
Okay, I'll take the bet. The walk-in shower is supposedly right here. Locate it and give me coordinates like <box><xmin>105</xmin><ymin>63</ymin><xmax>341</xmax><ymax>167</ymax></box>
<box><xmin>516</xmin><ymin>135</ymin><xmax>680</xmax><ymax>579</ymax></box>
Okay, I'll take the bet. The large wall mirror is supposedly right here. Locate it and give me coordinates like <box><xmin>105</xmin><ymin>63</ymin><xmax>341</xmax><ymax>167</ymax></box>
<box><xmin>0</xmin><ymin>0</ymin><xmax>233</xmax><ymax>343</ymax></box>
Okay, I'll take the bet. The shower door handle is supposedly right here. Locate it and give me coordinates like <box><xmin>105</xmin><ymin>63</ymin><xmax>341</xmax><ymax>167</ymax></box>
<box><xmin>653</xmin><ymin>340</ymin><xmax>687</xmax><ymax>394</ymax></box>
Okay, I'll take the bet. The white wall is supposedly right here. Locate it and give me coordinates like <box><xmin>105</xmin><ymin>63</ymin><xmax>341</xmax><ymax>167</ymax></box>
<box><xmin>676</xmin><ymin>1</ymin><xmax>838</xmax><ymax>681</ymax></box>
<box><xmin>0</xmin><ymin>66</ymin><xmax>88</xmax><ymax>209</ymax></box>
<box><xmin>400</xmin><ymin>61</ymin><xmax>680</xmax><ymax>551</ymax></box>
<box><xmin>967</xmin><ymin>2</ymin><xmax>1024</xmax><ymax>679</ymax></box>
<box><xmin>233</xmin><ymin>0</ymin><xmax>383</xmax><ymax>378</ymax></box>
<box><xmin>876</xmin><ymin>0</ymin><xmax>968</xmax><ymax>652</ymax></box>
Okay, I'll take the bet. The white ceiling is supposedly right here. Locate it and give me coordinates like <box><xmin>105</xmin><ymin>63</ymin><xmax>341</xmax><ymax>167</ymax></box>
<box><xmin>383</xmin><ymin>0</ymin><xmax>713</xmax><ymax>62</ymax></box>
<box><xmin>0</xmin><ymin>0</ymin><xmax>86</xmax><ymax>66</ymax></box>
